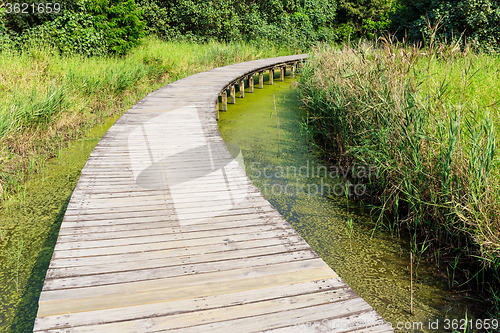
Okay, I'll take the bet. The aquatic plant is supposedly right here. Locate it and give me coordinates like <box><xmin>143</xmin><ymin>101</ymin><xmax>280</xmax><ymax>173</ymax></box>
<box><xmin>5</xmin><ymin>237</ymin><xmax>28</xmax><ymax>293</ymax></box>
<box><xmin>346</xmin><ymin>217</ymin><xmax>354</xmax><ymax>252</ymax></box>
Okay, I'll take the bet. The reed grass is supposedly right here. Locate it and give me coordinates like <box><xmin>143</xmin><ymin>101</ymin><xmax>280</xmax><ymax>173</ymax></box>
<box><xmin>5</xmin><ymin>237</ymin><xmax>27</xmax><ymax>294</ymax></box>
<box><xmin>297</xmin><ymin>38</ymin><xmax>500</xmax><ymax>315</ymax></box>
<box><xmin>0</xmin><ymin>36</ymin><xmax>295</xmax><ymax>202</ymax></box>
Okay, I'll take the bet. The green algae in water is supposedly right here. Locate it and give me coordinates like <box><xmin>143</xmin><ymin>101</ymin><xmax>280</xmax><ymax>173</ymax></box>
<box><xmin>0</xmin><ymin>114</ymin><xmax>119</xmax><ymax>332</ymax></box>
<box><xmin>218</xmin><ymin>75</ymin><xmax>480</xmax><ymax>332</ymax></box>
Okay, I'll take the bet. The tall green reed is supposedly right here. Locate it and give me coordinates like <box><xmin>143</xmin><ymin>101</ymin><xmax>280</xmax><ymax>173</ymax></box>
<box><xmin>297</xmin><ymin>39</ymin><xmax>500</xmax><ymax>314</ymax></box>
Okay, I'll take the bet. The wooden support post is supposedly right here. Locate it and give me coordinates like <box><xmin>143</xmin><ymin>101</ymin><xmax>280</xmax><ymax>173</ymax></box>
<box><xmin>280</xmin><ymin>66</ymin><xmax>285</xmax><ymax>81</ymax></box>
<box><xmin>259</xmin><ymin>71</ymin><xmax>263</xmax><ymax>89</ymax></box>
<box><xmin>269</xmin><ymin>68</ymin><xmax>274</xmax><ymax>85</ymax></box>
<box><xmin>215</xmin><ymin>97</ymin><xmax>219</xmax><ymax>120</ymax></box>
<box><xmin>221</xmin><ymin>90</ymin><xmax>227</xmax><ymax>111</ymax></box>
<box><xmin>291</xmin><ymin>62</ymin><xmax>296</xmax><ymax>78</ymax></box>
<box><xmin>230</xmin><ymin>85</ymin><xmax>236</xmax><ymax>104</ymax></box>
<box><xmin>249</xmin><ymin>74</ymin><xmax>254</xmax><ymax>93</ymax></box>
<box><xmin>239</xmin><ymin>79</ymin><xmax>245</xmax><ymax>98</ymax></box>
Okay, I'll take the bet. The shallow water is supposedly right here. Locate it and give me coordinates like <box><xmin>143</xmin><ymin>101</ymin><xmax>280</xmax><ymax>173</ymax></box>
<box><xmin>217</xmin><ymin>75</ymin><xmax>482</xmax><ymax>332</ymax></box>
<box><xmin>0</xmin><ymin>115</ymin><xmax>119</xmax><ymax>332</ymax></box>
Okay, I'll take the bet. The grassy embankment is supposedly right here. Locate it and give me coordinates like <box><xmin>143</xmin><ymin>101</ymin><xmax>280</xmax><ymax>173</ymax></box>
<box><xmin>297</xmin><ymin>39</ymin><xmax>500</xmax><ymax>316</ymax></box>
<box><xmin>0</xmin><ymin>36</ymin><xmax>295</xmax><ymax>203</ymax></box>
<box><xmin>0</xmin><ymin>37</ymin><xmax>295</xmax><ymax>331</ymax></box>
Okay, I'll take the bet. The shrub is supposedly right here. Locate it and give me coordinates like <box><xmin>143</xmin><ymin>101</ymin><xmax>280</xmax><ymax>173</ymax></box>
<box><xmin>336</xmin><ymin>0</ymin><xmax>394</xmax><ymax>39</ymax></box>
<box><xmin>136</xmin><ymin>0</ymin><xmax>171</xmax><ymax>38</ymax></box>
<box><xmin>0</xmin><ymin>5</ymin><xmax>13</xmax><ymax>48</ymax></box>
<box><xmin>85</xmin><ymin>0</ymin><xmax>146</xmax><ymax>54</ymax></box>
<box><xmin>3</xmin><ymin>0</ymin><xmax>83</xmax><ymax>34</ymax></box>
<box><xmin>391</xmin><ymin>0</ymin><xmax>500</xmax><ymax>51</ymax></box>
<box><xmin>135</xmin><ymin>0</ymin><xmax>338</xmax><ymax>47</ymax></box>
<box><xmin>2</xmin><ymin>0</ymin><xmax>146</xmax><ymax>55</ymax></box>
<box><xmin>21</xmin><ymin>11</ymin><xmax>107</xmax><ymax>56</ymax></box>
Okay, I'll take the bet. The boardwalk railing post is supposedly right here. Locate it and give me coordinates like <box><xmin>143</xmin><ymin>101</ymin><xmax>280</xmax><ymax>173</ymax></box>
<box><xmin>269</xmin><ymin>68</ymin><xmax>274</xmax><ymax>85</ymax></box>
<box><xmin>240</xmin><ymin>79</ymin><xmax>245</xmax><ymax>98</ymax></box>
<box><xmin>249</xmin><ymin>74</ymin><xmax>254</xmax><ymax>93</ymax></box>
<box><xmin>215</xmin><ymin>97</ymin><xmax>219</xmax><ymax>120</ymax></box>
<box><xmin>230</xmin><ymin>85</ymin><xmax>236</xmax><ymax>104</ymax></box>
<box><xmin>222</xmin><ymin>90</ymin><xmax>227</xmax><ymax>111</ymax></box>
<box><xmin>259</xmin><ymin>71</ymin><xmax>264</xmax><ymax>89</ymax></box>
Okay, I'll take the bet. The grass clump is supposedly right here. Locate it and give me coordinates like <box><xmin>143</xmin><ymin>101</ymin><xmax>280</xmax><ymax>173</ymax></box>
<box><xmin>0</xmin><ymin>36</ymin><xmax>294</xmax><ymax>203</ymax></box>
<box><xmin>297</xmin><ymin>38</ymin><xmax>500</xmax><ymax>315</ymax></box>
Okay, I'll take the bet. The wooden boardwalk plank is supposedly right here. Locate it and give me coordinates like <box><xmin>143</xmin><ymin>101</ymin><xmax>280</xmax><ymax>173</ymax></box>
<box><xmin>48</xmin><ymin>238</ymin><xmax>309</xmax><ymax>269</ymax></box>
<box><xmin>34</xmin><ymin>55</ymin><xmax>392</xmax><ymax>332</ymax></box>
<box><xmin>33</xmin><ymin>278</ymin><xmax>345</xmax><ymax>331</ymax></box>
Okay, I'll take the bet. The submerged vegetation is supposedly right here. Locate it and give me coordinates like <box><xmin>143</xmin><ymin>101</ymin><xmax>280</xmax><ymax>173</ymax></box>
<box><xmin>297</xmin><ymin>37</ymin><xmax>500</xmax><ymax>316</ymax></box>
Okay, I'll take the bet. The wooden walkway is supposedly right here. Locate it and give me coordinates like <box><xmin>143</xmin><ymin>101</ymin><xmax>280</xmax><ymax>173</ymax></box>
<box><xmin>34</xmin><ymin>55</ymin><xmax>394</xmax><ymax>332</ymax></box>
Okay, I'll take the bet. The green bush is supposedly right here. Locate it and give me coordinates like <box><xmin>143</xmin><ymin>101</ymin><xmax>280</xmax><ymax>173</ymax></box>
<box><xmin>136</xmin><ymin>0</ymin><xmax>171</xmax><ymax>38</ymax></box>
<box><xmin>22</xmin><ymin>11</ymin><xmax>107</xmax><ymax>56</ymax></box>
<box><xmin>2</xmin><ymin>0</ymin><xmax>145</xmax><ymax>55</ymax></box>
<box><xmin>0</xmin><ymin>6</ymin><xmax>13</xmax><ymax>48</ymax></box>
<box><xmin>85</xmin><ymin>0</ymin><xmax>146</xmax><ymax>54</ymax></box>
<box><xmin>391</xmin><ymin>0</ymin><xmax>500</xmax><ymax>51</ymax></box>
<box><xmin>3</xmin><ymin>0</ymin><xmax>83</xmax><ymax>34</ymax></box>
<box><xmin>135</xmin><ymin>0</ymin><xmax>338</xmax><ymax>47</ymax></box>
<box><xmin>336</xmin><ymin>0</ymin><xmax>393</xmax><ymax>39</ymax></box>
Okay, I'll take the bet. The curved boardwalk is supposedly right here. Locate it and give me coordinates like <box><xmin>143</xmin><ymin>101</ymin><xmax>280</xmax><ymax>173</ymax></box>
<box><xmin>34</xmin><ymin>55</ymin><xmax>393</xmax><ymax>332</ymax></box>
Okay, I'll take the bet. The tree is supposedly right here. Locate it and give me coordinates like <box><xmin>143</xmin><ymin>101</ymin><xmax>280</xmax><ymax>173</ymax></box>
<box><xmin>391</xmin><ymin>0</ymin><xmax>500</xmax><ymax>50</ymax></box>
<box><xmin>85</xmin><ymin>0</ymin><xmax>146</xmax><ymax>54</ymax></box>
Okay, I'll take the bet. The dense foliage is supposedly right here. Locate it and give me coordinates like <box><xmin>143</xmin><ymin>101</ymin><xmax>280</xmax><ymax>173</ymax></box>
<box><xmin>391</xmin><ymin>0</ymin><xmax>500</xmax><ymax>51</ymax></box>
<box><xmin>336</xmin><ymin>0</ymin><xmax>394</xmax><ymax>40</ymax></box>
<box><xmin>2</xmin><ymin>0</ymin><xmax>82</xmax><ymax>34</ymax></box>
<box><xmin>2</xmin><ymin>0</ymin><xmax>499</xmax><ymax>55</ymax></box>
<box><xmin>137</xmin><ymin>0</ymin><xmax>339</xmax><ymax>48</ymax></box>
<box><xmin>1</xmin><ymin>0</ymin><xmax>145</xmax><ymax>54</ymax></box>
<box><xmin>1</xmin><ymin>0</ymin><xmax>344</xmax><ymax>54</ymax></box>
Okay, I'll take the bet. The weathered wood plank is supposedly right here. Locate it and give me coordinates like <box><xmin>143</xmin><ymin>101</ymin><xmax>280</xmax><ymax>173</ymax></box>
<box><xmin>58</xmin><ymin>212</ymin><xmax>282</xmax><ymax>237</ymax></box>
<box><xmin>47</xmin><ymin>244</ymin><xmax>314</xmax><ymax>278</ymax></box>
<box><xmin>51</xmin><ymin>230</ymin><xmax>301</xmax><ymax>259</ymax></box>
<box><xmin>38</xmin><ymin>263</ymin><xmax>336</xmax><ymax>316</ymax></box>
<box><xmin>49</xmin><ymin>237</ymin><xmax>309</xmax><ymax>269</ymax></box>
<box><xmin>34</xmin><ymin>278</ymin><xmax>346</xmax><ymax>331</ymax></box>
<box><xmin>53</xmin><ymin>224</ymin><xmax>284</xmax><ymax>251</ymax></box>
<box><xmin>44</xmin><ymin>250</ymin><xmax>320</xmax><ymax>290</ymax></box>
<box><xmin>41</xmin><ymin>288</ymin><xmax>361</xmax><ymax>332</ymax></box>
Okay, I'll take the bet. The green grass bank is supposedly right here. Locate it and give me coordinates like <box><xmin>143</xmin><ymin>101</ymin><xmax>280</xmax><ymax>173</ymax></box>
<box><xmin>297</xmin><ymin>40</ymin><xmax>500</xmax><ymax>317</ymax></box>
